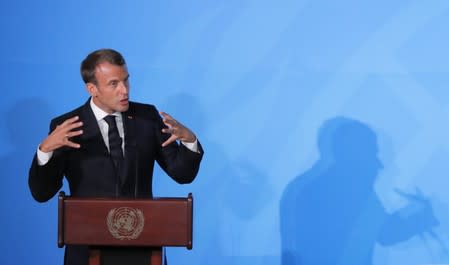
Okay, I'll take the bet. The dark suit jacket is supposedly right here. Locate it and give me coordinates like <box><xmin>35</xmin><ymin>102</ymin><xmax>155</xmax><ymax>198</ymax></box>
<box><xmin>29</xmin><ymin>99</ymin><xmax>203</xmax><ymax>265</ymax></box>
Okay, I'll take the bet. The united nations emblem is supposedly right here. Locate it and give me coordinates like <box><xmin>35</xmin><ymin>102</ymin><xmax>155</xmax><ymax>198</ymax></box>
<box><xmin>106</xmin><ymin>207</ymin><xmax>145</xmax><ymax>240</ymax></box>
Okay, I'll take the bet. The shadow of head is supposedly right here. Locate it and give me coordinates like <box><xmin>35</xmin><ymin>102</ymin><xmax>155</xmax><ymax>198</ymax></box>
<box><xmin>317</xmin><ymin>116</ymin><xmax>383</xmax><ymax>174</ymax></box>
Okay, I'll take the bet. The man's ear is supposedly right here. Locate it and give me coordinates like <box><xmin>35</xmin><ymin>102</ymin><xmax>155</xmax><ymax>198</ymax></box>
<box><xmin>86</xmin><ymin>83</ymin><xmax>97</xmax><ymax>97</ymax></box>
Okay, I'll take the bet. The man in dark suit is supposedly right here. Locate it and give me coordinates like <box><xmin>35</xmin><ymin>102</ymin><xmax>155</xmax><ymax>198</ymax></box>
<box><xmin>28</xmin><ymin>49</ymin><xmax>204</xmax><ymax>265</ymax></box>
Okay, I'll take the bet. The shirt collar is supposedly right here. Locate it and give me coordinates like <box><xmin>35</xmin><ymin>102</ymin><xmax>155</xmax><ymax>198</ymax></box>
<box><xmin>89</xmin><ymin>98</ymin><xmax>121</xmax><ymax>121</ymax></box>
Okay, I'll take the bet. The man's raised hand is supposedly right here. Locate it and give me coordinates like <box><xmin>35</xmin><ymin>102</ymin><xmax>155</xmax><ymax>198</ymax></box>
<box><xmin>39</xmin><ymin>116</ymin><xmax>83</xmax><ymax>153</ymax></box>
<box><xmin>160</xmin><ymin>111</ymin><xmax>196</xmax><ymax>147</ymax></box>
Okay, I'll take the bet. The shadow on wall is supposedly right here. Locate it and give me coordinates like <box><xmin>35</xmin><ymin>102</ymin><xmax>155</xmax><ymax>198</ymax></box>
<box><xmin>280</xmin><ymin>117</ymin><xmax>440</xmax><ymax>265</ymax></box>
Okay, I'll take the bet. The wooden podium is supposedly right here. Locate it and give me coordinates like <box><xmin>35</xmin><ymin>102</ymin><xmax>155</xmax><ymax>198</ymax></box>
<box><xmin>57</xmin><ymin>192</ymin><xmax>193</xmax><ymax>265</ymax></box>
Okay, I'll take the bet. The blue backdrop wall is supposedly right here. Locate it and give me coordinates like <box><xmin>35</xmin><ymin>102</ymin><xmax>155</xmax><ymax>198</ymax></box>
<box><xmin>2</xmin><ymin>1</ymin><xmax>449</xmax><ymax>264</ymax></box>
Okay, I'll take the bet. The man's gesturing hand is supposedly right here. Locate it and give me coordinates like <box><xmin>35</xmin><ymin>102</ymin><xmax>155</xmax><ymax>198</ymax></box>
<box><xmin>160</xmin><ymin>111</ymin><xmax>196</xmax><ymax>147</ymax></box>
<box><xmin>39</xmin><ymin>116</ymin><xmax>84</xmax><ymax>153</ymax></box>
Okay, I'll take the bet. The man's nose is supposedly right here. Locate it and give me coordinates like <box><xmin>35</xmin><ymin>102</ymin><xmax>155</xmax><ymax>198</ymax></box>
<box><xmin>119</xmin><ymin>82</ymin><xmax>129</xmax><ymax>94</ymax></box>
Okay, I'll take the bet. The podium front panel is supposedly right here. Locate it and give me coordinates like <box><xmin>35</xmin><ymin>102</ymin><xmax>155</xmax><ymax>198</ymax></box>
<box><xmin>60</xmin><ymin>196</ymin><xmax>193</xmax><ymax>248</ymax></box>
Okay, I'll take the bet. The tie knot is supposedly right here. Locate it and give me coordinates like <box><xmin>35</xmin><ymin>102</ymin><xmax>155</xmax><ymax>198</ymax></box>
<box><xmin>104</xmin><ymin>115</ymin><xmax>117</xmax><ymax>127</ymax></box>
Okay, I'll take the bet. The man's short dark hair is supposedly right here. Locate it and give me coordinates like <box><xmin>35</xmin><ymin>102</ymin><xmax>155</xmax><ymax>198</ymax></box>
<box><xmin>80</xmin><ymin>49</ymin><xmax>126</xmax><ymax>84</ymax></box>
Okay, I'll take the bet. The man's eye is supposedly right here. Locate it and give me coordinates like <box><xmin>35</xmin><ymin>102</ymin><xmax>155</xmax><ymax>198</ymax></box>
<box><xmin>110</xmin><ymin>81</ymin><xmax>118</xmax><ymax>87</ymax></box>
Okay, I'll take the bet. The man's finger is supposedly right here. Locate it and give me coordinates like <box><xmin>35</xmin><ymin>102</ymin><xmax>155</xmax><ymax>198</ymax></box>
<box><xmin>65</xmin><ymin>140</ymin><xmax>81</xmax><ymax>149</ymax></box>
<box><xmin>162</xmin><ymin>127</ymin><xmax>177</xmax><ymax>135</ymax></box>
<box><xmin>162</xmin><ymin>135</ymin><xmax>177</xmax><ymax>147</ymax></box>
<box><xmin>66</xmin><ymin>129</ymin><xmax>83</xmax><ymax>138</ymax></box>
<box><xmin>61</xmin><ymin>116</ymin><xmax>79</xmax><ymax>126</ymax></box>
<box><xmin>163</xmin><ymin>118</ymin><xmax>182</xmax><ymax>130</ymax></box>
<box><xmin>160</xmin><ymin>112</ymin><xmax>180</xmax><ymax>126</ymax></box>
<box><xmin>67</xmin><ymin>121</ymin><xmax>83</xmax><ymax>131</ymax></box>
<box><xmin>159</xmin><ymin>111</ymin><xmax>173</xmax><ymax>120</ymax></box>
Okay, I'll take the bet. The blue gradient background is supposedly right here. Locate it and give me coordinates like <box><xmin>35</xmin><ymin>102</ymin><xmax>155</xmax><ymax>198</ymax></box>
<box><xmin>2</xmin><ymin>1</ymin><xmax>449</xmax><ymax>264</ymax></box>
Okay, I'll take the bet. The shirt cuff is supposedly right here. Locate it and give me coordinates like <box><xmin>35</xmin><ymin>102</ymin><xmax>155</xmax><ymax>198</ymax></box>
<box><xmin>37</xmin><ymin>145</ymin><xmax>53</xmax><ymax>166</ymax></box>
<box><xmin>181</xmin><ymin>139</ymin><xmax>199</xmax><ymax>153</ymax></box>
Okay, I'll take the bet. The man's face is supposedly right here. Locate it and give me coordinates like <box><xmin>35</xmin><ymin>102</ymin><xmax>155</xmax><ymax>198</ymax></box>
<box><xmin>87</xmin><ymin>62</ymin><xmax>130</xmax><ymax>113</ymax></box>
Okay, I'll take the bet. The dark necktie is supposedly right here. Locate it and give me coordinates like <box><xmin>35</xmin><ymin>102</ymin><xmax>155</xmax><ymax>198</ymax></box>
<box><xmin>104</xmin><ymin>115</ymin><xmax>124</xmax><ymax>180</ymax></box>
